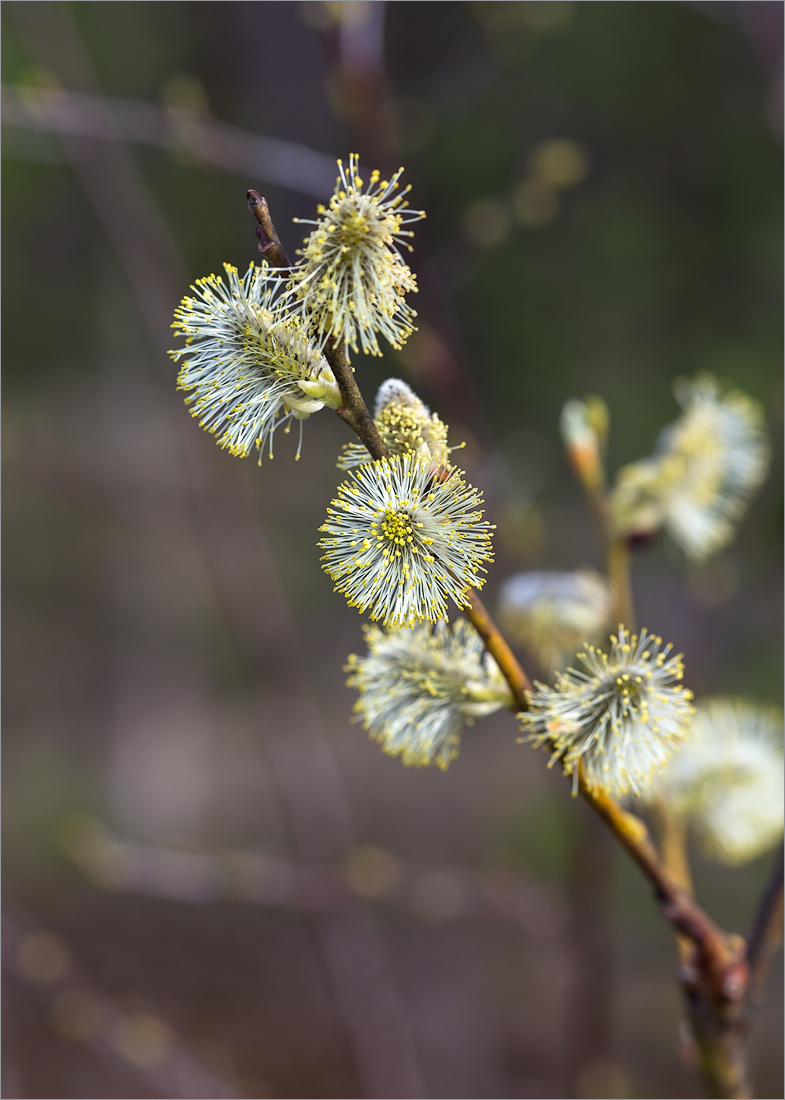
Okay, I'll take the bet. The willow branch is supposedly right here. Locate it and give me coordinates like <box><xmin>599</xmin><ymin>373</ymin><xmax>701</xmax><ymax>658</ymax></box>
<box><xmin>457</xmin><ymin>488</ymin><xmax>740</xmax><ymax>991</ymax></box>
<box><xmin>675</xmin><ymin>850</ymin><xmax>783</xmax><ymax>1099</ymax></box>
<box><xmin>652</xmin><ymin>804</ymin><xmax>694</xmax><ymax>896</ymax></box>
<box><xmin>576</xmin><ymin>466</ymin><xmax>635</xmax><ymax>630</ymax></box>
<box><xmin>3</xmin><ymin>82</ymin><xmax>338</xmax><ymax>199</ymax></box>
<box><xmin>247</xmin><ymin>189</ymin><xmax>293</xmax><ymax>268</ymax></box>
<box><xmin>585</xmin><ymin>782</ymin><xmax>746</xmax><ymax>981</ymax></box>
<box><xmin>563</xmin><ymin>422</ymin><xmax>635</xmax><ymax>630</ymax></box>
<box><xmin>651</xmin><ymin>802</ymin><xmax>695</xmax><ymax>965</ymax></box>
<box><xmin>246</xmin><ymin>194</ymin><xmax>742</xmax><ymax>1003</ymax></box>
<box><xmin>471</xmin><ymin>625</ymin><xmax>745</xmax><ymax>1006</ymax></box>
<box><xmin>324</xmin><ymin>338</ymin><xmax>389</xmax><ymax>460</ymax></box>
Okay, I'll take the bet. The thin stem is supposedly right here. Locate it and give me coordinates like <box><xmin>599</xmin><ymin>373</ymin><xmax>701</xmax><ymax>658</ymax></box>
<box><xmin>651</xmin><ymin>805</ymin><xmax>693</xmax><ymax>895</ymax></box>
<box><xmin>607</xmin><ymin>536</ymin><xmax>635</xmax><ymax>631</ymax></box>
<box><xmin>324</xmin><ymin>338</ymin><xmax>389</xmax><ymax>460</ymax></box>
<box><xmin>247</xmin><ymin>190</ymin><xmax>293</xmax><ymax>268</ymax></box>
<box><xmin>651</xmin><ymin>803</ymin><xmax>696</xmax><ymax>969</ymax></box>
<box><xmin>563</xmin><ymin>419</ymin><xmax>635</xmax><ymax>632</ymax></box>
<box><xmin>563</xmin><ymin>429</ymin><xmax>619</xmax><ymax>1094</ymax></box>
<box><xmin>584</xmin><ymin>480</ymin><xmax>635</xmax><ymax>630</ymax></box>
<box><xmin>581</xmin><ymin>781</ymin><xmax>734</xmax><ymax>969</ymax></box>
<box><xmin>685</xmin><ymin>848</ymin><xmax>785</xmax><ymax>1099</ymax></box>
<box><xmin>568</xmin><ymin>419</ymin><xmax>758</xmax><ymax>1097</ymax></box>
<box><xmin>745</xmin><ymin>843</ymin><xmax>784</xmax><ymax>1010</ymax></box>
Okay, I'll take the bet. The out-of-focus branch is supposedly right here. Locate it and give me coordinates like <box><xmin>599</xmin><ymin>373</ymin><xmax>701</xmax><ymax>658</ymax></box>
<box><xmin>606</xmin><ymin>536</ymin><xmax>635</xmax><ymax>631</ymax></box>
<box><xmin>745</xmin><ymin>844</ymin><xmax>784</xmax><ymax>1010</ymax></box>
<box><xmin>652</xmin><ymin>804</ymin><xmax>694</xmax><ymax>896</ymax></box>
<box><xmin>58</xmin><ymin>816</ymin><xmax>568</xmax><ymax>933</ymax></box>
<box><xmin>3</xmin><ymin>910</ymin><xmax>236</xmax><ymax>1099</ymax></box>
<box><xmin>565</xmin><ymin>420</ymin><xmax>635</xmax><ymax>631</ymax></box>
<box><xmin>585</xmin><ymin>788</ymin><xmax>751</xmax><ymax>1099</ymax></box>
<box><xmin>2</xmin><ymin>82</ymin><xmax>336</xmax><ymax>198</ymax></box>
<box><xmin>584</xmin><ymin>784</ymin><xmax>738</xmax><ymax>970</ymax></box>
<box><xmin>651</xmin><ymin>803</ymin><xmax>696</xmax><ymax>967</ymax></box>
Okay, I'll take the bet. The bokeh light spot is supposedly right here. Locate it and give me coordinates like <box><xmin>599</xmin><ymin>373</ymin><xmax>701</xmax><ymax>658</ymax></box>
<box><xmin>52</xmin><ymin>989</ymin><xmax>104</xmax><ymax>1042</ymax></box>
<box><xmin>17</xmin><ymin>932</ymin><xmax>70</xmax><ymax>985</ymax></box>
<box><xmin>112</xmin><ymin>1013</ymin><xmax>172</xmax><ymax>1068</ymax></box>
<box><xmin>345</xmin><ymin>845</ymin><xmax>403</xmax><ymax>899</ymax></box>
<box><xmin>530</xmin><ymin>139</ymin><xmax>590</xmax><ymax>190</ymax></box>
<box><xmin>513</xmin><ymin>180</ymin><xmax>559</xmax><ymax>228</ymax></box>
<box><xmin>463</xmin><ymin>197</ymin><xmax>513</xmax><ymax>247</ymax></box>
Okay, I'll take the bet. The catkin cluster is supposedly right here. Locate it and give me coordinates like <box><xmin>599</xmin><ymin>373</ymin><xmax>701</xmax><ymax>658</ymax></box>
<box><xmin>169</xmin><ymin>154</ymin><xmax>780</xmax><ymax>866</ymax></box>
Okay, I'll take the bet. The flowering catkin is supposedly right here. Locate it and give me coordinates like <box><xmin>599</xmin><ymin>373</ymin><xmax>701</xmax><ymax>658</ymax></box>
<box><xmin>346</xmin><ymin>619</ymin><xmax>513</xmax><ymax>769</ymax></box>
<box><xmin>170</xmin><ymin>262</ymin><xmax>340</xmax><ymax>462</ymax></box>
<box><xmin>337</xmin><ymin>378</ymin><xmax>453</xmax><ymax>471</ymax></box>
<box><xmin>648</xmin><ymin>697</ymin><xmax>784</xmax><ymax>865</ymax></box>
<box><xmin>612</xmin><ymin>375</ymin><xmax>769</xmax><ymax>560</ymax></box>
<box><xmin>319</xmin><ymin>452</ymin><xmax>494</xmax><ymax>627</ymax></box>
<box><xmin>498</xmin><ymin>569</ymin><xmax>611</xmax><ymax>673</ymax></box>
<box><xmin>288</xmin><ymin>155</ymin><xmax>425</xmax><ymax>356</ymax></box>
<box><xmin>520</xmin><ymin>627</ymin><xmax>694</xmax><ymax>796</ymax></box>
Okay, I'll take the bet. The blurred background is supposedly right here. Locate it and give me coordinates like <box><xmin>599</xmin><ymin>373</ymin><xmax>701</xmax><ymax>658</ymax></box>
<box><xmin>2</xmin><ymin>2</ymin><xmax>782</xmax><ymax>1097</ymax></box>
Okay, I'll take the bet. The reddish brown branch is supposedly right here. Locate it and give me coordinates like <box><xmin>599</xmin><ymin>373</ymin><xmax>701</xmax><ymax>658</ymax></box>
<box><xmin>326</xmin><ymin>338</ymin><xmax>389</xmax><ymax>461</ymax></box>
<box><xmin>247</xmin><ymin>190</ymin><xmax>293</xmax><ymax>268</ymax></box>
<box><xmin>251</xmin><ymin>194</ymin><xmax>773</xmax><ymax>1098</ymax></box>
<box><xmin>246</xmin><ymin>199</ymin><xmax>740</xmax><ymax>971</ymax></box>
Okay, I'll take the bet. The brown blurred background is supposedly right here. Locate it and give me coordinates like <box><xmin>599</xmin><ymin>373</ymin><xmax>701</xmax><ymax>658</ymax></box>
<box><xmin>2</xmin><ymin>3</ymin><xmax>782</xmax><ymax>1097</ymax></box>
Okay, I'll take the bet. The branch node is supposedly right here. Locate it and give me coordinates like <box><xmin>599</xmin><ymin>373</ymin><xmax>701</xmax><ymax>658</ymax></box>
<box><xmin>247</xmin><ymin>189</ymin><xmax>292</xmax><ymax>268</ymax></box>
